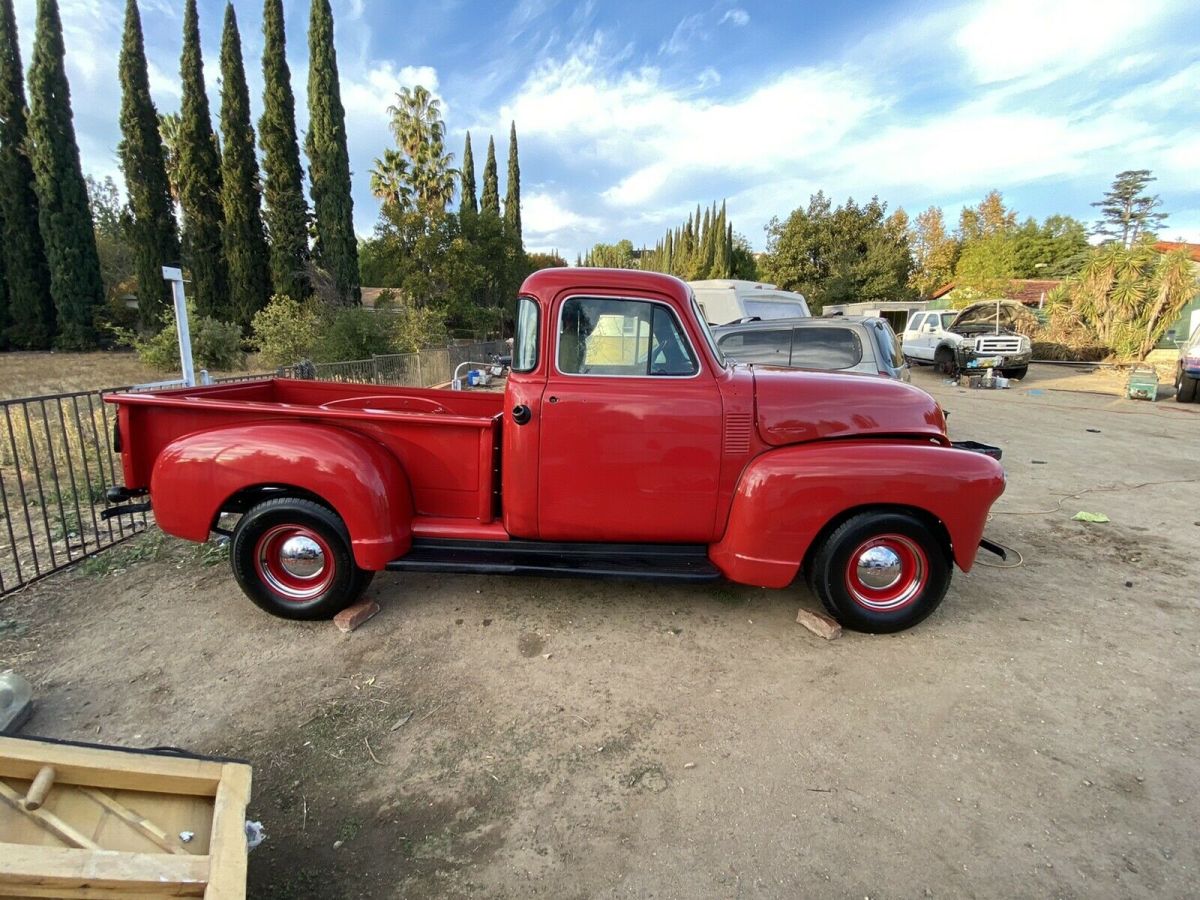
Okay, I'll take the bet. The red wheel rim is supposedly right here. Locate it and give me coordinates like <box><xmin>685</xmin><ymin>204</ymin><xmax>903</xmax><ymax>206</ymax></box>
<box><xmin>844</xmin><ymin>534</ymin><xmax>928</xmax><ymax>612</ymax></box>
<box><xmin>253</xmin><ymin>525</ymin><xmax>335</xmax><ymax>602</ymax></box>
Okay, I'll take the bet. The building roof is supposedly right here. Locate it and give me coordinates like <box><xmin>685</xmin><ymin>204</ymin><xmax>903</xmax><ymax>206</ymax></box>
<box><xmin>929</xmin><ymin>278</ymin><xmax>1061</xmax><ymax>305</ymax></box>
<box><xmin>1153</xmin><ymin>241</ymin><xmax>1200</xmax><ymax>262</ymax></box>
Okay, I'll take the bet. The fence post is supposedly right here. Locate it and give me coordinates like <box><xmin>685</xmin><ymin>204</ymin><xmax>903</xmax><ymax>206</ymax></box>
<box><xmin>372</xmin><ymin>356</ymin><xmax>381</xmax><ymax>385</ymax></box>
<box><xmin>162</xmin><ymin>267</ymin><xmax>196</xmax><ymax>387</ymax></box>
<box><xmin>415</xmin><ymin>351</ymin><xmax>423</xmax><ymax>386</ymax></box>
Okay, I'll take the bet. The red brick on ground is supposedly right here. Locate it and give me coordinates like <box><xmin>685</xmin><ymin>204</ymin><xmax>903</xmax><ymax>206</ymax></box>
<box><xmin>796</xmin><ymin>607</ymin><xmax>842</xmax><ymax>640</ymax></box>
<box><xmin>334</xmin><ymin>600</ymin><xmax>380</xmax><ymax>633</ymax></box>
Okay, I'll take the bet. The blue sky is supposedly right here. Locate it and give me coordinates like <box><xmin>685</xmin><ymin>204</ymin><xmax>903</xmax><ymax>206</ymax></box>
<box><xmin>14</xmin><ymin>0</ymin><xmax>1200</xmax><ymax>262</ymax></box>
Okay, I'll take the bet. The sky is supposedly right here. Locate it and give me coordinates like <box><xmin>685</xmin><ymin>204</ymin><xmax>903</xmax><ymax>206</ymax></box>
<box><xmin>13</xmin><ymin>0</ymin><xmax>1200</xmax><ymax>263</ymax></box>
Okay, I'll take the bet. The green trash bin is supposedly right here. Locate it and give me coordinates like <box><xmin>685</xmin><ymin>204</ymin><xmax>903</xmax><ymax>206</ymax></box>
<box><xmin>1127</xmin><ymin>365</ymin><xmax>1159</xmax><ymax>401</ymax></box>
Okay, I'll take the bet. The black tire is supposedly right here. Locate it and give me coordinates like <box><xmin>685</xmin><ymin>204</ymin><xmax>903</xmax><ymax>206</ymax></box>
<box><xmin>806</xmin><ymin>510</ymin><xmax>952</xmax><ymax>634</ymax></box>
<box><xmin>230</xmin><ymin>497</ymin><xmax>372</xmax><ymax>620</ymax></box>
<box><xmin>934</xmin><ymin>346</ymin><xmax>955</xmax><ymax>375</ymax></box>
<box><xmin>1176</xmin><ymin>372</ymin><xmax>1197</xmax><ymax>403</ymax></box>
<box><xmin>1002</xmin><ymin>365</ymin><xmax>1028</xmax><ymax>380</ymax></box>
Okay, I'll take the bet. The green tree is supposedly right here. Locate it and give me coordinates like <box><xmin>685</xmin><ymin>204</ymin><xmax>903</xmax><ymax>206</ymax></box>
<box><xmin>306</xmin><ymin>0</ymin><xmax>360</xmax><ymax>304</ymax></box>
<box><xmin>385</xmin><ymin>85</ymin><xmax>455</xmax><ymax>215</ymax></box>
<box><xmin>953</xmin><ymin>233</ymin><xmax>1016</xmax><ymax>297</ymax></box>
<box><xmin>504</xmin><ymin>121</ymin><xmax>521</xmax><ymax>243</ymax></box>
<box><xmin>909</xmin><ymin>206</ymin><xmax>958</xmax><ymax>297</ymax></box>
<box><xmin>118</xmin><ymin>0</ymin><xmax>179</xmax><ymax>329</ymax></box>
<box><xmin>177</xmin><ymin>0</ymin><xmax>229</xmax><ymax>319</ymax></box>
<box><xmin>460</xmin><ymin>131</ymin><xmax>477</xmax><ymax>216</ymax></box>
<box><xmin>157</xmin><ymin>112</ymin><xmax>182</xmax><ymax>201</ymax></box>
<box><xmin>0</xmin><ymin>0</ymin><xmax>53</xmax><ymax>349</ymax></box>
<box><xmin>762</xmin><ymin>193</ymin><xmax>912</xmax><ymax>311</ymax></box>
<box><xmin>86</xmin><ymin>174</ymin><xmax>137</xmax><ymax>306</ymax></box>
<box><xmin>369</xmin><ymin>148</ymin><xmax>412</xmax><ymax>212</ymax></box>
<box><xmin>27</xmin><ymin>0</ymin><xmax>105</xmax><ymax>349</ymax></box>
<box><xmin>1048</xmin><ymin>243</ymin><xmax>1196</xmax><ymax>359</ymax></box>
<box><xmin>218</xmin><ymin>2</ymin><xmax>270</xmax><ymax>328</ymax></box>
<box><xmin>957</xmin><ymin>189</ymin><xmax>1017</xmax><ymax>242</ymax></box>
<box><xmin>1012</xmin><ymin>214</ymin><xmax>1089</xmax><ymax>278</ymax></box>
<box><xmin>1091</xmin><ymin>169</ymin><xmax>1167</xmax><ymax>248</ymax></box>
<box><xmin>259</xmin><ymin>0</ymin><xmax>309</xmax><ymax>301</ymax></box>
<box><xmin>480</xmin><ymin>136</ymin><xmax>500</xmax><ymax>217</ymax></box>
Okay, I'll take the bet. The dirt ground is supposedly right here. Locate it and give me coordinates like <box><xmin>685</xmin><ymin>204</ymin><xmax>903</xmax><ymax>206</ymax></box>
<box><xmin>2</xmin><ymin>362</ymin><xmax>1199</xmax><ymax>899</ymax></box>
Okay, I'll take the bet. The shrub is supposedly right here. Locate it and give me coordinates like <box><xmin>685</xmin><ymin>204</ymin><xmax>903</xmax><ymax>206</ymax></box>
<box><xmin>251</xmin><ymin>294</ymin><xmax>321</xmax><ymax>366</ymax></box>
<box><xmin>125</xmin><ymin>307</ymin><xmax>245</xmax><ymax>372</ymax></box>
<box><xmin>391</xmin><ymin>304</ymin><xmax>448</xmax><ymax>353</ymax></box>
<box><xmin>313</xmin><ymin>306</ymin><xmax>395</xmax><ymax>362</ymax></box>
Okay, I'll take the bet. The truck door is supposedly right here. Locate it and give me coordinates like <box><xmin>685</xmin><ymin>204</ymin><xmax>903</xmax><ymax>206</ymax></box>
<box><xmin>536</xmin><ymin>294</ymin><xmax>722</xmax><ymax>542</ymax></box>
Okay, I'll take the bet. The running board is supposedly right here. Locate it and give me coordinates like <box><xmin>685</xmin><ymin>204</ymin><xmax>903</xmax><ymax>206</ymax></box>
<box><xmin>386</xmin><ymin>538</ymin><xmax>722</xmax><ymax>583</ymax></box>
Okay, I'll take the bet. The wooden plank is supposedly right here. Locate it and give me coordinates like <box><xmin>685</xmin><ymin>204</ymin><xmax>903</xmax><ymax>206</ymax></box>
<box><xmin>78</xmin><ymin>788</ymin><xmax>189</xmax><ymax>855</ymax></box>
<box><xmin>0</xmin><ymin>843</ymin><xmax>206</xmax><ymax>895</ymax></box>
<box><xmin>0</xmin><ymin>782</ymin><xmax>99</xmax><ymax>850</ymax></box>
<box><xmin>202</xmin><ymin>764</ymin><xmax>251</xmax><ymax>900</ymax></box>
<box><xmin>0</xmin><ymin>739</ymin><xmax>223</xmax><ymax>798</ymax></box>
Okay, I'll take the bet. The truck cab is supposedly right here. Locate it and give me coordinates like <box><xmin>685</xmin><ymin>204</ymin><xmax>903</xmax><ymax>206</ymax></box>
<box><xmin>107</xmin><ymin>270</ymin><xmax>1006</xmax><ymax>633</ymax></box>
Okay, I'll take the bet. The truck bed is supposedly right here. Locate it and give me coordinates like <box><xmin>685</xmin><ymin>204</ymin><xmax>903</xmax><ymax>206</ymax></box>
<box><xmin>109</xmin><ymin>379</ymin><xmax>504</xmax><ymax>523</ymax></box>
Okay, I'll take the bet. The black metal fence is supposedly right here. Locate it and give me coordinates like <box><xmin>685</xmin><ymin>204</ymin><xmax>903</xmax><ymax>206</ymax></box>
<box><xmin>0</xmin><ymin>387</ymin><xmax>147</xmax><ymax>597</ymax></box>
<box><xmin>0</xmin><ymin>340</ymin><xmax>508</xmax><ymax>597</ymax></box>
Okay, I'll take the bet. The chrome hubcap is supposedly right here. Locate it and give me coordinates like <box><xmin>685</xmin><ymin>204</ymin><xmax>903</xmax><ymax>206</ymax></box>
<box><xmin>855</xmin><ymin>546</ymin><xmax>903</xmax><ymax>590</ymax></box>
<box><xmin>278</xmin><ymin>535</ymin><xmax>325</xmax><ymax>579</ymax></box>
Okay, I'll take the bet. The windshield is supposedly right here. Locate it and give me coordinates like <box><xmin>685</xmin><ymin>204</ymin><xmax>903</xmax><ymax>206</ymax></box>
<box><xmin>691</xmin><ymin>292</ymin><xmax>725</xmax><ymax>367</ymax></box>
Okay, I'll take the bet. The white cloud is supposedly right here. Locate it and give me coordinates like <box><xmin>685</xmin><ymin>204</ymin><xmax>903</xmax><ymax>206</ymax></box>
<box><xmin>954</xmin><ymin>0</ymin><xmax>1172</xmax><ymax>84</ymax></box>
<box><xmin>720</xmin><ymin>8</ymin><xmax>750</xmax><ymax>27</ymax></box>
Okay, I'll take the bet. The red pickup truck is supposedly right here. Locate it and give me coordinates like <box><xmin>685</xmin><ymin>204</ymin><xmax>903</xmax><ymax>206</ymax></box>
<box><xmin>106</xmin><ymin>269</ymin><xmax>1006</xmax><ymax>633</ymax></box>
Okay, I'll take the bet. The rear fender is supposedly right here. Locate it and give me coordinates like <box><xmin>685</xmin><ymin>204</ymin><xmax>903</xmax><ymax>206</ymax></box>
<box><xmin>150</xmin><ymin>423</ymin><xmax>412</xmax><ymax>569</ymax></box>
<box><xmin>709</xmin><ymin>441</ymin><xmax>1005</xmax><ymax>588</ymax></box>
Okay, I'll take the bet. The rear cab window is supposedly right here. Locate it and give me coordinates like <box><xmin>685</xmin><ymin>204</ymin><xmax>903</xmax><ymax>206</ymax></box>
<box><xmin>513</xmin><ymin>295</ymin><xmax>540</xmax><ymax>372</ymax></box>
<box><xmin>790</xmin><ymin>327</ymin><xmax>863</xmax><ymax>369</ymax></box>
<box><xmin>717</xmin><ymin>329</ymin><xmax>791</xmax><ymax>365</ymax></box>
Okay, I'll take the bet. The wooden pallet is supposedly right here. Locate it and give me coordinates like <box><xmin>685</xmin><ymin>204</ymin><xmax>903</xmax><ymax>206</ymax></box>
<box><xmin>0</xmin><ymin>736</ymin><xmax>252</xmax><ymax>899</ymax></box>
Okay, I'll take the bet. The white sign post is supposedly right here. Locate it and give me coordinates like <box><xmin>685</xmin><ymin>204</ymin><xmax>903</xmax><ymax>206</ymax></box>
<box><xmin>162</xmin><ymin>266</ymin><xmax>196</xmax><ymax>388</ymax></box>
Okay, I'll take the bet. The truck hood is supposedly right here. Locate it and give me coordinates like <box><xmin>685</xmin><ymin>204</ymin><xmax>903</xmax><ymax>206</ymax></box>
<box><xmin>751</xmin><ymin>366</ymin><xmax>947</xmax><ymax>446</ymax></box>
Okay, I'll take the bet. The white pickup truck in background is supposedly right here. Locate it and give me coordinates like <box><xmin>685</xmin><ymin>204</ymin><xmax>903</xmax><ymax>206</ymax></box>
<box><xmin>902</xmin><ymin>301</ymin><xmax>1034</xmax><ymax>379</ymax></box>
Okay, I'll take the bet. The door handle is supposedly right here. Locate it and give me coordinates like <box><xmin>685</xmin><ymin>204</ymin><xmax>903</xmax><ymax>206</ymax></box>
<box><xmin>512</xmin><ymin>404</ymin><xmax>532</xmax><ymax>425</ymax></box>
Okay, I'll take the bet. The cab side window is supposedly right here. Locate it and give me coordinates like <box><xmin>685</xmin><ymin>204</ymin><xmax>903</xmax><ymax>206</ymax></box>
<box><xmin>558</xmin><ymin>297</ymin><xmax>699</xmax><ymax>377</ymax></box>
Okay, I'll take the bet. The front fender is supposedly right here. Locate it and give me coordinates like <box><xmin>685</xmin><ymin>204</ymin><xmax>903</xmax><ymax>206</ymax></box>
<box><xmin>709</xmin><ymin>441</ymin><xmax>1005</xmax><ymax>588</ymax></box>
<box><xmin>150</xmin><ymin>423</ymin><xmax>413</xmax><ymax>569</ymax></box>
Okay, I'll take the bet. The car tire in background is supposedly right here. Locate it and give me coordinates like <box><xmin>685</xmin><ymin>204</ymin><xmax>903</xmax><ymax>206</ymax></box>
<box><xmin>230</xmin><ymin>497</ymin><xmax>374</xmax><ymax>620</ymax></box>
<box><xmin>1176</xmin><ymin>371</ymin><xmax>1198</xmax><ymax>403</ymax></box>
<box><xmin>934</xmin><ymin>346</ymin><xmax>955</xmax><ymax>375</ymax></box>
<box><xmin>806</xmin><ymin>510</ymin><xmax>952</xmax><ymax>634</ymax></box>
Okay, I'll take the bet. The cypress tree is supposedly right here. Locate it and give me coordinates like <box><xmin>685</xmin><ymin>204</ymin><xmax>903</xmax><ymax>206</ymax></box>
<box><xmin>503</xmin><ymin>121</ymin><xmax>521</xmax><ymax>242</ymax></box>
<box><xmin>27</xmin><ymin>0</ymin><xmax>104</xmax><ymax>349</ymax></box>
<box><xmin>178</xmin><ymin>0</ymin><xmax>229</xmax><ymax>319</ymax></box>
<box><xmin>0</xmin><ymin>211</ymin><xmax>7</xmax><ymax>348</ymax></box>
<box><xmin>480</xmin><ymin>136</ymin><xmax>499</xmax><ymax>217</ymax></box>
<box><xmin>119</xmin><ymin>0</ymin><xmax>180</xmax><ymax>330</ymax></box>
<box><xmin>459</xmin><ymin>131</ymin><xmax>477</xmax><ymax>216</ymax></box>
<box><xmin>305</xmin><ymin>0</ymin><xmax>359</xmax><ymax>304</ymax></box>
<box><xmin>259</xmin><ymin>0</ymin><xmax>309</xmax><ymax>301</ymax></box>
<box><xmin>219</xmin><ymin>3</ymin><xmax>269</xmax><ymax>328</ymax></box>
<box><xmin>0</xmin><ymin>0</ymin><xmax>53</xmax><ymax>348</ymax></box>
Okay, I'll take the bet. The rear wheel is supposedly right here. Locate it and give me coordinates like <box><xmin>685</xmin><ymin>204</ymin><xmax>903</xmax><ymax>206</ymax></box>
<box><xmin>1176</xmin><ymin>371</ymin><xmax>1197</xmax><ymax>402</ymax></box>
<box><xmin>230</xmin><ymin>497</ymin><xmax>373</xmax><ymax>620</ymax></box>
<box><xmin>807</xmin><ymin>510</ymin><xmax>951</xmax><ymax>633</ymax></box>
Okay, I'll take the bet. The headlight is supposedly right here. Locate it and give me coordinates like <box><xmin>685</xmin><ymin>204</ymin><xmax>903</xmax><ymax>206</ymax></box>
<box><xmin>1020</xmin><ymin>336</ymin><xmax>1031</xmax><ymax>349</ymax></box>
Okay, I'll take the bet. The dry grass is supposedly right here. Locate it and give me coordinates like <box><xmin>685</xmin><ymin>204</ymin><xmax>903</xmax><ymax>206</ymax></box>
<box><xmin>0</xmin><ymin>351</ymin><xmax>261</xmax><ymax>400</ymax></box>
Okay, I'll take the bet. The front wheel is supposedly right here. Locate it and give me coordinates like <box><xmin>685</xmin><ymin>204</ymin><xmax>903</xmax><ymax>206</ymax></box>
<box><xmin>806</xmin><ymin>511</ymin><xmax>951</xmax><ymax>633</ymax></box>
<box><xmin>1002</xmin><ymin>365</ymin><xmax>1028</xmax><ymax>380</ymax></box>
<box><xmin>230</xmin><ymin>497</ymin><xmax>373</xmax><ymax>620</ymax></box>
<box><xmin>934</xmin><ymin>346</ymin><xmax>956</xmax><ymax>375</ymax></box>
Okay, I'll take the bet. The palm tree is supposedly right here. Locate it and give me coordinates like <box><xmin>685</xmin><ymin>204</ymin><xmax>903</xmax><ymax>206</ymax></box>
<box><xmin>384</xmin><ymin>84</ymin><xmax>455</xmax><ymax>216</ymax></box>
<box><xmin>369</xmin><ymin>148</ymin><xmax>413</xmax><ymax>212</ymax></box>
<box><xmin>157</xmin><ymin>112</ymin><xmax>182</xmax><ymax>201</ymax></box>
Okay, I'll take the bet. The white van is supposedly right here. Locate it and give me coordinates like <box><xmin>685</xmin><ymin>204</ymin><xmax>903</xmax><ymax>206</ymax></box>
<box><xmin>688</xmin><ymin>279</ymin><xmax>811</xmax><ymax>326</ymax></box>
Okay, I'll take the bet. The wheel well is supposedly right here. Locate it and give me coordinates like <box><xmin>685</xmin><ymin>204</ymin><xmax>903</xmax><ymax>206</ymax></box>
<box><xmin>214</xmin><ymin>484</ymin><xmax>335</xmax><ymax>529</ymax></box>
<box><xmin>800</xmin><ymin>503</ymin><xmax>953</xmax><ymax>576</ymax></box>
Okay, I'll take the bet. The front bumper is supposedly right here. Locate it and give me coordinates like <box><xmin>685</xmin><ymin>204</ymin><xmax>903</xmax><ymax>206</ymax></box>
<box><xmin>959</xmin><ymin>348</ymin><xmax>1032</xmax><ymax>370</ymax></box>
